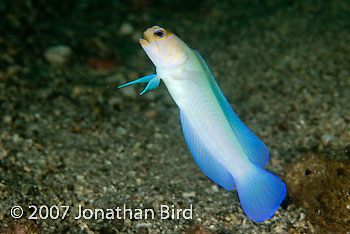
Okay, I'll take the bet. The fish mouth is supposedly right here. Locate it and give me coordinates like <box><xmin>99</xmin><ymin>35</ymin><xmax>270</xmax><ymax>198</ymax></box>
<box><xmin>139</xmin><ymin>32</ymin><xmax>151</xmax><ymax>47</ymax></box>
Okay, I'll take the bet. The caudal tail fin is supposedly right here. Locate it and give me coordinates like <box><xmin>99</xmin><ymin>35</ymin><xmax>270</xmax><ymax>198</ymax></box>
<box><xmin>235</xmin><ymin>166</ymin><xmax>286</xmax><ymax>222</ymax></box>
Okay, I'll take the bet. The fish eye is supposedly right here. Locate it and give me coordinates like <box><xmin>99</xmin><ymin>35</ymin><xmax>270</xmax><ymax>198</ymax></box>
<box><xmin>154</xmin><ymin>29</ymin><xmax>165</xmax><ymax>38</ymax></box>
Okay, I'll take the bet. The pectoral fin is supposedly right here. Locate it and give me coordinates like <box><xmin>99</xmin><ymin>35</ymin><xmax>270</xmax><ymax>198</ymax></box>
<box><xmin>140</xmin><ymin>76</ymin><xmax>160</xmax><ymax>95</ymax></box>
<box><xmin>118</xmin><ymin>74</ymin><xmax>157</xmax><ymax>88</ymax></box>
<box><xmin>118</xmin><ymin>74</ymin><xmax>161</xmax><ymax>95</ymax></box>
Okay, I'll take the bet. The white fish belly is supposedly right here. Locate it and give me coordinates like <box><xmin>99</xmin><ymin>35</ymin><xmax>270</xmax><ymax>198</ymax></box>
<box><xmin>167</xmin><ymin>77</ymin><xmax>252</xmax><ymax>177</ymax></box>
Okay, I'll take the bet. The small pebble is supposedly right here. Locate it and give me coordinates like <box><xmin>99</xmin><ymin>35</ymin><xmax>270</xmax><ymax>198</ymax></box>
<box><xmin>120</xmin><ymin>85</ymin><xmax>137</xmax><ymax>98</ymax></box>
<box><xmin>108</xmin><ymin>96</ymin><xmax>122</xmax><ymax>106</ymax></box>
<box><xmin>135</xmin><ymin>222</ymin><xmax>152</xmax><ymax>228</ymax></box>
<box><xmin>3</xmin><ymin>115</ymin><xmax>12</xmax><ymax>124</ymax></box>
<box><xmin>321</xmin><ymin>133</ymin><xmax>335</xmax><ymax>145</ymax></box>
<box><xmin>182</xmin><ymin>191</ymin><xmax>196</xmax><ymax>199</ymax></box>
<box><xmin>12</xmin><ymin>134</ymin><xmax>21</xmax><ymax>143</ymax></box>
<box><xmin>119</xmin><ymin>22</ymin><xmax>134</xmax><ymax>36</ymax></box>
<box><xmin>211</xmin><ymin>184</ymin><xmax>219</xmax><ymax>192</ymax></box>
<box><xmin>144</xmin><ymin>110</ymin><xmax>157</xmax><ymax>119</ymax></box>
<box><xmin>136</xmin><ymin>178</ymin><xmax>142</xmax><ymax>185</ymax></box>
<box><xmin>72</xmin><ymin>86</ymin><xmax>82</xmax><ymax>97</ymax></box>
<box><xmin>116</xmin><ymin>127</ymin><xmax>127</xmax><ymax>135</ymax></box>
<box><xmin>0</xmin><ymin>147</ymin><xmax>8</xmax><ymax>160</ymax></box>
<box><xmin>44</xmin><ymin>45</ymin><xmax>72</xmax><ymax>66</ymax></box>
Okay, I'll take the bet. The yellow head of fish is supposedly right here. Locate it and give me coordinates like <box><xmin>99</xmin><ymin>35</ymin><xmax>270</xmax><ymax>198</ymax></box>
<box><xmin>139</xmin><ymin>26</ymin><xmax>188</xmax><ymax>69</ymax></box>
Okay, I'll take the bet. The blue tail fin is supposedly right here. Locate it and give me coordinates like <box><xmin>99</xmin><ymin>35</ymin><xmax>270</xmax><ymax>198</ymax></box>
<box><xmin>235</xmin><ymin>166</ymin><xmax>286</xmax><ymax>222</ymax></box>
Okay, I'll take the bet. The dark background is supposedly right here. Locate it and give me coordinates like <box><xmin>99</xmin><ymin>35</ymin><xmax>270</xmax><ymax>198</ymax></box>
<box><xmin>0</xmin><ymin>0</ymin><xmax>349</xmax><ymax>233</ymax></box>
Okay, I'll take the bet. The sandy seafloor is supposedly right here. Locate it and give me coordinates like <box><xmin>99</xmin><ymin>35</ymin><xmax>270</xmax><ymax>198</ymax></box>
<box><xmin>0</xmin><ymin>0</ymin><xmax>349</xmax><ymax>233</ymax></box>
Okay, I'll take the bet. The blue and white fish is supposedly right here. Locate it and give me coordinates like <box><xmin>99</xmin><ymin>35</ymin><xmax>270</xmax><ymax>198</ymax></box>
<box><xmin>118</xmin><ymin>26</ymin><xmax>286</xmax><ymax>222</ymax></box>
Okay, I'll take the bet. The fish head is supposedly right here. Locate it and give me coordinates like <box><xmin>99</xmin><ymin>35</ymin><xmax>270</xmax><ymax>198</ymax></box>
<box><xmin>139</xmin><ymin>26</ymin><xmax>188</xmax><ymax>69</ymax></box>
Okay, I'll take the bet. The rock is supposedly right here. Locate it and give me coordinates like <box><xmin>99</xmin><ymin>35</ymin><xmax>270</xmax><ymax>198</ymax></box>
<box><xmin>182</xmin><ymin>191</ymin><xmax>196</xmax><ymax>199</ymax></box>
<box><xmin>86</xmin><ymin>58</ymin><xmax>120</xmax><ymax>70</ymax></box>
<box><xmin>119</xmin><ymin>22</ymin><xmax>134</xmax><ymax>36</ymax></box>
<box><xmin>285</xmin><ymin>154</ymin><xmax>350</xmax><ymax>233</ymax></box>
<box><xmin>211</xmin><ymin>184</ymin><xmax>219</xmax><ymax>192</ymax></box>
<box><xmin>12</xmin><ymin>134</ymin><xmax>21</xmax><ymax>143</ymax></box>
<box><xmin>135</xmin><ymin>222</ymin><xmax>152</xmax><ymax>228</ymax></box>
<box><xmin>3</xmin><ymin>115</ymin><xmax>12</xmax><ymax>124</ymax></box>
<box><xmin>185</xmin><ymin>224</ymin><xmax>209</xmax><ymax>234</ymax></box>
<box><xmin>120</xmin><ymin>85</ymin><xmax>137</xmax><ymax>98</ymax></box>
<box><xmin>44</xmin><ymin>45</ymin><xmax>72</xmax><ymax>66</ymax></box>
<box><xmin>320</xmin><ymin>133</ymin><xmax>335</xmax><ymax>145</ymax></box>
<box><xmin>0</xmin><ymin>146</ymin><xmax>7</xmax><ymax>160</ymax></box>
<box><xmin>1</xmin><ymin>219</ymin><xmax>40</xmax><ymax>234</ymax></box>
<box><xmin>119</xmin><ymin>72</ymin><xmax>139</xmax><ymax>98</ymax></box>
